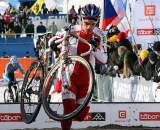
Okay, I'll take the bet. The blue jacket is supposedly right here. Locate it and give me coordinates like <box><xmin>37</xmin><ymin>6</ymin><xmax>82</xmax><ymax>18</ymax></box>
<box><xmin>4</xmin><ymin>61</ymin><xmax>25</xmax><ymax>76</ymax></box>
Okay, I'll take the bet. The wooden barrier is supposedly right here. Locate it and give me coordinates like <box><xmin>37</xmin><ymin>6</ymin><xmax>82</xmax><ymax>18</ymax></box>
<box><xmin>0</xmin><ymin>58</ymin><xmax>37</xmax><ymax>79</ymax></box>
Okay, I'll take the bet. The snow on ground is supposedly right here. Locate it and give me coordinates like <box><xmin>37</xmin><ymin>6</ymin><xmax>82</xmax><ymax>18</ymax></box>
<box><xmin>0</xmin><ymin>79</ymin><xmax>23</xmax><ymax>103</ymax></box>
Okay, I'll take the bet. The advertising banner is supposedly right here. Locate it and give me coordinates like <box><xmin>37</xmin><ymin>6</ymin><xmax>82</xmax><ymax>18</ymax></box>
<box><xmin>1</xmin><ymin>103</ymin><xmax>160</xmax><ymax>130</ymax></box>
<box><xmin>132</xmin><ymin>0</ymin><xmax>160</xmax><ymax>49</ymax></box>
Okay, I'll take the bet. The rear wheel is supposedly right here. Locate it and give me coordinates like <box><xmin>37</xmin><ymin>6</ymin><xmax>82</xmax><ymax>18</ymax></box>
<box><xmin>21</xmin><ymin>61</ymin><xmax>44</xmax><ymax>124</ymax></box>
<box><xmin>42</xmin><ymin>56</ymin><xmax>95</xmax><ymax>121</ymax></box>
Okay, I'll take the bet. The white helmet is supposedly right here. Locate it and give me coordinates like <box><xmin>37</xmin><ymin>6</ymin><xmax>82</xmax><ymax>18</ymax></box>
<box><xmin>10</xmin><ymin>55</ymin><xmax>17</xmax><ymax>64</ymax></box>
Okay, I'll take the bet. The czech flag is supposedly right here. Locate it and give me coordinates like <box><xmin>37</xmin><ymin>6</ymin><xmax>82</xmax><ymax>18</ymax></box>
<box><xmin>111</xmin><ymin>0</ymin><xmax>127</xmax><ymax>26</ymax></box>
<box><xmin>101</xmin><ymin>0</ymin><xmax>118</xmax><ymax>31</ymax></box>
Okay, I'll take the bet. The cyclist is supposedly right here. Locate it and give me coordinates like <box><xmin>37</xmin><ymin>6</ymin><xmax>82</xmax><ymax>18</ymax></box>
<box><xmin>3</xmin><ymin>55</ymin><xmax>25</xmax><ymax>94</ymax></box>
<box><xmin>49</xmin><ymin>4</ymin><xmax>107</xmax><ymax>130</ymax></box>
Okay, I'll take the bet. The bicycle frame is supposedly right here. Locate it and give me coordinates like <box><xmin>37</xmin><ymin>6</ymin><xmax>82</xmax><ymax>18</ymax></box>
<box><xmin>4</xmin><ymin>80</ymin><xmax>22</xmax><ymax>103</ymax></box>
<box><xmin>41</xmin><ymin>26</ymin><xmax>96</xmax><ymax>121</ymax></box>
<box><xmin>49</xmin><ymin>26</ymin><xmax>93</xmax><ymax>87</ymax></box>
<box><xmin>34</xmin><ymin>33</ymin><xmax>54</xmax><ymax>77</ymax></box>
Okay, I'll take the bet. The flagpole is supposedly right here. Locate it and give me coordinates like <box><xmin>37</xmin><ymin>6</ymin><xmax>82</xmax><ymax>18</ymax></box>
<box><xmin>119</xmin><ymin>0</ymin><xmax>138</xmax><ymax>53</ymax></box>
<box><xmin>99</xmin><ymin>0</ymin><xmax>104</xmax><ymax>29</ymax></box>
<box><xmin>66</xmin><ymin>0</ymin><xmax>69</xmax><ymax>24</ymax></box>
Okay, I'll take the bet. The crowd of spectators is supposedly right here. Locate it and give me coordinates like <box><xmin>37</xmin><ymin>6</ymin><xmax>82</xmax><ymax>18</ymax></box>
<box><xmin>0</xmin><ymin>5</ymin><xmax>30</xmax><ymax>37</ymax></box>
<box><xmin>0</xmin><ymin>3</ymin><xmax>59</xmax><ymax>38</ymax></box>
<box><xmin>1</xmin><ymin>2</ymin><xmax>160</xmax><ymax>83</ymax></box>
<box><xmin>100</xmin><ymin>25</ymin><xmax>160</xmax><ymax>83</ymax></box>
<box><xmin>0</xmin><ymin>3</ymin><xmax>86</xmax><ymax>38</ymax></box>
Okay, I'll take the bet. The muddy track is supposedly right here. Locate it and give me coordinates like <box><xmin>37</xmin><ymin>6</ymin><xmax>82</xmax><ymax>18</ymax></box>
<box><xmin>12</xmin><ymin>124</ymin><xmax>160</xmax><ymax>130</ymax></box>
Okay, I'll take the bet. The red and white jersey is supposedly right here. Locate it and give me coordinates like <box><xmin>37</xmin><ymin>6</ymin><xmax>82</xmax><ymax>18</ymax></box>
<box><xmin>68</xmin><ymin>24</ymin><xmax>107</xmax><ymax>67</ymax></box>
<box><xmin>48</xmin><ymin>24</ymin><xmax>107</xmax><ymax>67</ymax></box>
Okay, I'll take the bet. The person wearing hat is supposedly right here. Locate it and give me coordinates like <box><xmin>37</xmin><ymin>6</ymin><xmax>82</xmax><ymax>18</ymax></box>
<box><xmin>153</xmin><ymin>41</ymin><xmax>160</xmax><ymax>58</ymax></box>
<box><xmin>139</xmin><ymin>49</ymin><xmax>149</xmax><ymax>62</ymax></box>
<box><xmin>133</xmin><ymin>49</ymin><xmax>149</xmax><ymax>77</ymax></box>
<box><xmin>144</xmin><ymin>52</ymin><xmax>157</xmax><ymax>80</ymax></box>
<box><xmin>149</xmin><ymin>52</ymin><xmax>157</xmax><ymax>64</ymax></box>
<box><xmin>152</xmin><ymin>41</ymin><xmax>160</xmax><ymax>82</ymax></box>
<box><xmin>117</xmin><ymin>32</ymin><xmax>133</xmax><ymax>52</ymax></box>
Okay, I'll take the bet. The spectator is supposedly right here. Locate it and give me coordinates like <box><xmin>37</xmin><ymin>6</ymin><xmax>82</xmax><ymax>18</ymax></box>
<box><xmin>13</xmin><ymin>22</ymin><xmax>22</xmax><ymax>37</ymax></box>
<box><xmin>69</xmin><ymin>5</ymin><xmax>77</xmax><ymax>16</ymax></box>
<box><xmin>52</xmin><ymin>7</ymin><xmax>59</xmax><ymax>14</ymax></box>
<box><xmin>107</xmin><ymin>25</ymin><xmax>120</xmax><ymax>38</ymax></box>
<box><xmin>117</xmin><ymin>46</ymin><xmax>137</xmax><ymax>78</ymax></box>
<box><xmin>25</xmin><ymin>20</ymin><xmax>34</xmax><ymax>37</ymax></box>
<box><xmin>2</xmin><ymin>51</ymin><xmax>9</xmax><ymax>58</ymax></box>
<box><xmin>3</xmin><ymin>10</ymin><xmax>12</xmax><ymax>28</ymax></box>
<box><xmin>133</xmin><ymin>49</ymin><xmax>149</xmax><ymax>77</ymax></box>
<box><xmin>23</xmin><ymin>6</ymin><xmax>30</xmax><ymax>16</ymax></box>
<box><xmin>117</xmin><ymin>32</ymin><xmax>133</xmax><ymax>52</ymax></box>
<box><xmin>78</xmin><ymin>5</ymin><xmax>82</xmax><ymax>15</ymax></box>
<box><xmin>68</xmin><ymin>5</ymin><xmax>77</xmax><ymax>23</ymax></box>
<box><xmin>0</xmin><ymin>14</ymin><xmax>5</xmax><ymax>37</ymax></box>
<box><xmin>36</xmin><ymin>21</ymin><xmax>46</xmax><ymax>34</ymax></box>
<box><xmin>144</xmin><ymin>52</ymin><xmax>157</xmax><ymax>80</ymax></box>
<box><xmin>18</xmin><ymin>10</ymin><xmax>27</xmax><ymax>30</ymax></box>
<box><xmin>153</xmin><ymin>41</ymin><xmax>160</xmax><ymax>59</ymax></box>
<box><xmin>8</xmin><ymin>18</ymin><xmax>14</xmax><ymax>32</ymax></box>
<box><xmin>117</xmin><ymin>46</ymin><xmax>127</xmax><ymax>73</ymax></box>
<box><xmin>42</xmin><ymin>4</ymin><xmax>48</xmax><ymax>14</ymax></box>
<box><xmin>48</xmin><ymin>21</ymin><xmax>58</xmax><ymax>35</ymax></box>
<box><xmin>24</xmin><ymin>51</ymin><xmax>31</xmax><ymax>58</ymax></box>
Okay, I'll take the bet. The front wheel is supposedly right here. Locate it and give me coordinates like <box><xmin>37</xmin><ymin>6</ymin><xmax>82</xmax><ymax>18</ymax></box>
<box><xmin>42</xmin><ymin>56</ymin><xmax>95</xmax><ymax>121</ymax></box>
<box><xmin>21</xmin><ymin>61</ymin><xmax>44</xmax><ymax>124</ymax></box>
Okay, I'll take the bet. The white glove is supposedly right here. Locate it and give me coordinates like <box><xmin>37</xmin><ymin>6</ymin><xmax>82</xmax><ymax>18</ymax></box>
<box><xmin>113</xmin><ymin>65</ymin><xmax>119</xmax><ymax>71</ymax></box>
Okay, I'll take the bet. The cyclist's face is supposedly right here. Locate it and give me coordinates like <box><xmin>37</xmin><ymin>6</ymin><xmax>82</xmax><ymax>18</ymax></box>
<box><xmin>12</xmin><ymin>63</ymin><xmax>16</xmax><ymax>68</ymax></box>
<box><xmin>82</xmin><ymin>19</ymin><xmax>97</xmax><ymax>34</ymax></box>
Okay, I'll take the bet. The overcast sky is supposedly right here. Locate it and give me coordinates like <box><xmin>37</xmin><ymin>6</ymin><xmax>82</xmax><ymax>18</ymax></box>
<box><xmin>62</xmin><ymin>0</ymin><xmax>103</xmax><ymax>13</ymax></box>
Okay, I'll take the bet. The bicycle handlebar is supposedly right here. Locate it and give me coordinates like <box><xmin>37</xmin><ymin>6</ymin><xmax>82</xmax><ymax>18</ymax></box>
<box><xmin>58</xmin><ymin>25</ymin><xmax>93</xmax><ymax>56</ymax></box>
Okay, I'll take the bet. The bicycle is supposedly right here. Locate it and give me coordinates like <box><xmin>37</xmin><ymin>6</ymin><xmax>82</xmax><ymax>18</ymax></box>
<box><xmin>21</xmin><ymin>25</ymin><xmax>95</xmax><ymax>123</ymax></box>
<box><xmin>20</xmin><ymin>33</ymin><xmax>52</xmax><ymax>124</ymax></box>
<box><xmin>42</xmin><ymin>25</ymin><xmax>95</xmax><ymax>121</ymax></box>
<box><xmin>4</xmin><ymin>80</ymin><xmax>21</xmax><ymax>103</ymax></box>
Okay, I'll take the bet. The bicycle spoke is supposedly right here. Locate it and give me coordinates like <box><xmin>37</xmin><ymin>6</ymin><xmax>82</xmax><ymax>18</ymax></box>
<box><xmin>21</xmin><ymin>61</ymin><xmax>43</xmax><ymax>124</ymax></box>
<box><xmin>42</xmin><ymin>56</ymin><xmax>95</xmax><ymax>121</ymax></box>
